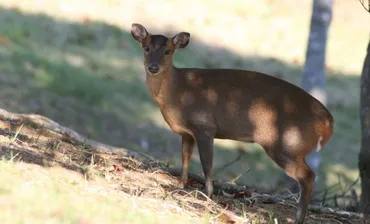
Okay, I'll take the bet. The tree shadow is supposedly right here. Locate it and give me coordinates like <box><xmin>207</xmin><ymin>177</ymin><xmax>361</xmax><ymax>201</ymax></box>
<box><xmin>0</xmin><ymin>6</ymin><xmax>362</xmax><ymax>201</ymax></box>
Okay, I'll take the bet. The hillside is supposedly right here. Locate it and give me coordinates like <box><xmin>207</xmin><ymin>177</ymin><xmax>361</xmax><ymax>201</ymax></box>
<box><xmin>0</xmin><ymin>108</ymin><xmax>367</xmax><ymax>223</ymax></box>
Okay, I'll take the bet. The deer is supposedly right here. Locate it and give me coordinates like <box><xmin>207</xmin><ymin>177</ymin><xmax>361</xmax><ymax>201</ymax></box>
<box><xmin>130</xmin><ymin>23</ymin><xmax>334</xmax><ymax>224</ymax></box>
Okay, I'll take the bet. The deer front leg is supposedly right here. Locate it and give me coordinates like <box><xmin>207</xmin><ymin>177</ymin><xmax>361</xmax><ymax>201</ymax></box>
<box><xmin>178</xmin><ymin>134</ymin><xmax>195</xmax><ymax>189</ymax></box>
<box><xmin>194</xmin><ymin>132</ymin><xmax>214</xmax><ymax>197</ymax></box>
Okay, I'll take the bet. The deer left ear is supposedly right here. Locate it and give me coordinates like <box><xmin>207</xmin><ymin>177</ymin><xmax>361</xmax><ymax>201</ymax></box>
<box><xmin>131</xmin><ymin>23</ymin><xmax>149</xmax><ymax>43</ymax></box>
<box><xmin>172</xmin><ymin>32</ymin><xmax>190</xmax><ymax>49</ymax></box>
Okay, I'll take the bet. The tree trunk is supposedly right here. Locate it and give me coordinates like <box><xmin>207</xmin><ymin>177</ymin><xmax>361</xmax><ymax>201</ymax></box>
<box><xmin>277</xmin><ymin>0</ymin><xmax>333</xmax><ymax>194</ymax></box>
<box><xmin>360</xmin><ymin>39</ymin><xmax>370</xmax><ymax>214</ymax></box>
<box><xmin>302</xmin><ymin>0</ymin><xmax>333</xmax><ymax>181</ymax></box>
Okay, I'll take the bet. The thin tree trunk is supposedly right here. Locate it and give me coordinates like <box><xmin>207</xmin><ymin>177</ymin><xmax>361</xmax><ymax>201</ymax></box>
<box><xmin>302</xmin><ymin>0</ymin><xmax>333</xmax><ymax>180</ymax></box>
<box><xmin>302</xmin><ymin>0</ymin><xmax>333</xmax><ymax>105</ymax></box>
<box><xmin>360</xmin><ymin>39</ymin><xmax>370</xmax><ymax>214</ymax></box>
<box><xmin>277</xmin><ymin>0</ymin><xmax>333</xmax><ymax>194</ymax></box>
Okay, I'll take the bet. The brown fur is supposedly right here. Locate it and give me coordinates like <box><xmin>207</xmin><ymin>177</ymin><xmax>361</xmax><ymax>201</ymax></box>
<box><xmin>131</xmin><ymin>23</ymin><xmax>334</xmax><ymax>224</ymax></box>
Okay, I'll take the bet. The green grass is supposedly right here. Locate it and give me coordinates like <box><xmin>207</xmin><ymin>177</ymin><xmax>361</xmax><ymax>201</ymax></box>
<box><xmin>0</xmin><ymin>0</ymin><xmax>368</xmax><ymax>207</ymax></box>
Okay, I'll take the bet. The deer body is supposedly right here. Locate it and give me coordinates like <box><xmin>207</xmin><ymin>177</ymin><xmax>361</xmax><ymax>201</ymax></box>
<box><xmin>131</xmin><ymin>24</ymin><xmax>334</xmax><ymax>224</ymax></box>
<box><xmin>147</xmin><ymin>67</ymin><xmax>331</xmax><ymax>148</ymax></box>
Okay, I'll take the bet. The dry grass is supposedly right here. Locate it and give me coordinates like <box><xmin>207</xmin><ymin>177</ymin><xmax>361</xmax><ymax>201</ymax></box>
<box><xmin>0</xmin><ymin>162</ymin><xmax>205</xmax><ymax>224</ymax></box>
<box><xmin>1</xmin><ymin>112</ymin><xmax>369</xmax><ymax>224</ymax></box>
<box><xmin>0</xmin><ymin>121</ymin><xmax>207</xmax><ymax>224</ymax></box>
<box><xmin>0</xmin><ymin>119</ymin><xmax>261</xmax><ymax>224</ymax></box>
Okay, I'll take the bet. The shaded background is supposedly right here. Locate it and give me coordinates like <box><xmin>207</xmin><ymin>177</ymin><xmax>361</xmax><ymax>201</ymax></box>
<box><xmin>0</xmin><ymin>0</ymin><xmax>369</xmax><ymax>200</ymax></box>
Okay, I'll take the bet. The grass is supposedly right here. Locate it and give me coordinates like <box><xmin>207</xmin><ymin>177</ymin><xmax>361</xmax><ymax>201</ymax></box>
<box><xmin>0</xmin><ymin>121</ymin><xmax>271</xmax><ymax>224</ymax></box>
<box><xmin>0</xmin><ymin>0</ymin><xmax>369</xmax><ymax>209</ymax></box>
<box><xmin>0</xmin><ymin>160</ymin><xmax>204</xmax><ymax>224</ymax></box>
<box><xmin>1</xmin><ymin>118</ymin><xmax>365</xmax><ymax>224</ymax></box>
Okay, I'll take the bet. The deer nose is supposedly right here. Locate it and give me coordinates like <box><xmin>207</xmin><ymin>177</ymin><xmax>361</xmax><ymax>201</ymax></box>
<box><xmin>147</xmin><ymin>64</ymin><xmax>160</xmax><ymax>74</ymax></box>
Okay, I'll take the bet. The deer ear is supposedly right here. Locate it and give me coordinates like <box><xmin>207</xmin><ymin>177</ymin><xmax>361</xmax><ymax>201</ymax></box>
<box><xmin>172</xmin><ymin>32</ymin><xmax>190</xmax><ymax>49</ymax></box>
<box><xmin>131</xmin><ymin>23</ymin><xmax>148</xmax><ymax>43</ymax></box>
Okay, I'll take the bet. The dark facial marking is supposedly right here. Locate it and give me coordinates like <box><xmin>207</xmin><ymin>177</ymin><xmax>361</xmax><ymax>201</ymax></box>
<box><xmin>150</xmin><ymin>35</ymin><xmax>169</xmax><ymax>48</ymax></box>
<box><xmin>144</xmin><ymin>35</ymin><xmax>174</xmax><ymax>74</ymax></box>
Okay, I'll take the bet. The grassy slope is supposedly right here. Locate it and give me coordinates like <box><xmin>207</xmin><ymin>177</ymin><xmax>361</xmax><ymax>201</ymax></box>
<box><xmin>0</xmin><ymin>153</ymin><xmax>203</xmax><ymax>224</ymax></box>
<box><xmin>0</xmin><ymin>0</ymin><xmax>369</xmax><ymax>207</ymax></box>
<box><xmin>0</xmin><ymin>117</ymin><xmax>366</xmax><ymax>224</ymax></box>
<box><xmin>0</xmin><ymin>162</ymin><xmax>198</xmax><ymax>224</ymax></box>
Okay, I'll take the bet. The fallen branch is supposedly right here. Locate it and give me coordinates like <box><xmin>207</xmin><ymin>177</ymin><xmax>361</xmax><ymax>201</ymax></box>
<box><xmin>0</xmin><ymin>108</ymin><xmax>154</xmax><ymax>161</ymax></box>
<box><xmin>258</xmin><ymin>193</ymin><xmax>365</xmax><ymax>220</ymax></box>
<box><xmin>228</xmin><ymin>168</ymin><xmax>251</xmax><ymax>185</ymax></box>
<box><xmin>308</xmin><ymin>205</ymin><xmax>364</xmax><ymax>219</ymax></box>
<box><xmin>308</xmin><ymin>215</ymin><xmax>346</xmax><ymax>224</ymax></box>
<box><xmin>159</xmin><ymin>167</ymin><xmax>253</xmax><ymax>195</ymax></box>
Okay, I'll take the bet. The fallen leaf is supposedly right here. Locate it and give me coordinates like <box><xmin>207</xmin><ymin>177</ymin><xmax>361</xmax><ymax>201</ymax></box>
<box><xmin>112</xmin><ymin>164</ymin><xmax>124</xmax><ymax>172</ymax></box>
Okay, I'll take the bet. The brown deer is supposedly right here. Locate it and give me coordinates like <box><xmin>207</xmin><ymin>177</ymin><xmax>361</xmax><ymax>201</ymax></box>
<box><xmin>131</xmin><ymin>23</ymin><xmax>334</xmax><ymax>224</ymax></box>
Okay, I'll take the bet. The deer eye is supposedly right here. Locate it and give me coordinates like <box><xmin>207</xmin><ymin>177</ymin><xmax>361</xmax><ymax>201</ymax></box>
<box><xmin>164</xmin><ymin>49</ymin><xmax>170</xmax><ymax>55</ymax></box>
<box><xmin>143</xmin><ymin>46</ymin><xmax>150</xmax><ymax>52</ymax></box>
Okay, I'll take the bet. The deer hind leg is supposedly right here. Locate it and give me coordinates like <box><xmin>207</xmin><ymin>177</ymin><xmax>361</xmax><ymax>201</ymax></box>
<box><xmin>288</xmin><ymin>159</ymin><xmax>314</xmax><ymax>224</ymax></box>
<box><xmin>265</xmin><ymin>146</ymin><xmax>314</xmax><ymax>224</ymax></box>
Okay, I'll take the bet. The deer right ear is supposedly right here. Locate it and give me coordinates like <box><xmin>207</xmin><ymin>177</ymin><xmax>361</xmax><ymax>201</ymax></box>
<box><xmin>131</xmin><ymin>23</ymin><xmax>148</xmax><ymax>43</ymax></box>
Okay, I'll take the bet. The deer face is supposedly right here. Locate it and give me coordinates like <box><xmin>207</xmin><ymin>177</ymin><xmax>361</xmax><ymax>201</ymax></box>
<box><xmin>131</xmin><ymin>23</ymin><xmax>190</xmax><ymax>75</ymax></box>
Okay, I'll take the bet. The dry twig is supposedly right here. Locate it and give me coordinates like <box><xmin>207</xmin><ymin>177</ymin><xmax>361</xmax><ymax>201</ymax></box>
<box><xmin>312</xmin><ymin>177</ymin><xmax>360</xmax><ymax>208</ymax></box>
<box><xmin>213</xmin><ymin>147</ymin><xmax>245</xmax><ymax>175</ymax></box>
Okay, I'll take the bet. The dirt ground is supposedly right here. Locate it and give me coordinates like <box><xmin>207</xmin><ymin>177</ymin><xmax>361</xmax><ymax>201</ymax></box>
<box><xmin>0</xmin><ymin>109</ymin><xmax>368</xmax><ymax>224</ymax></box>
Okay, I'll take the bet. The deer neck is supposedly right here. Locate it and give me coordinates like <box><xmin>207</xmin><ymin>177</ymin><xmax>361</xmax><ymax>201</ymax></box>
<box><xmin>146</xmin><ymin>66</ymin><xmax>176</xmax><ymax>106</ymax></box>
